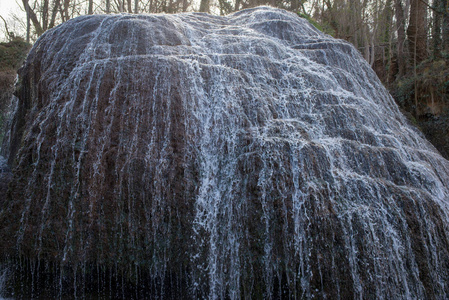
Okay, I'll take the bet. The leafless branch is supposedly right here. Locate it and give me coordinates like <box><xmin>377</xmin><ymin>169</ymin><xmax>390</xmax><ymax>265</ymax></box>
<box><xmin>0</xmin><ymin>15</ymin><xmax>14</xmax><ymax>40</ymax></box>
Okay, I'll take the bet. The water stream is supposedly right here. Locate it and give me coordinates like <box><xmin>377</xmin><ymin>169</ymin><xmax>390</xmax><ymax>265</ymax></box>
<box><xmin>0</xmin><ymin>7</ymin><xmax>449</xmax><ymax>299</ymax></box>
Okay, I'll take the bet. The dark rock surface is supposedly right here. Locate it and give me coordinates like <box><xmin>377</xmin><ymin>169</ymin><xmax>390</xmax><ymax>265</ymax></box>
<box><xmin>0</xmin><ymin>156</ymin><xmax>11</xmax><ymax>205</ymax></box>
<box><xmin>1</xmin><ymin>7</ymin><xmax>449</xmax><ymax>299</ymax></box>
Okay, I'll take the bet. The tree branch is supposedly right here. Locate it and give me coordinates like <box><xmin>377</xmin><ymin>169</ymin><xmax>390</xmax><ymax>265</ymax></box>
<box><xmin>0</xmin><ymin>15</ymin><xmax>13</xmax><ymax>39</ymax></box>
<box><xmin>49</xmin><ymin>0</ymin><xmax>61</xmax><ymax>29</ymax></box>
<box><xmin>21</xmin><ymin>0</ymin><xmax>44</xmax><ymax>36</ymax></box>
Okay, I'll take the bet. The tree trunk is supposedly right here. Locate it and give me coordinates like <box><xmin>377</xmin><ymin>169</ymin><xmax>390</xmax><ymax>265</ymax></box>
<box><xmin>407</xmin><ymin>0</ymin><xmax>427</xmax><ymax>117</ymax></box>
<box><xmin>394</xmin><ymin>0</ymin><xmax>407</xmax><ymax>77</ymax></box>
<box><xmin>43</xmin><ymin>0</ymin><xmax>49</xmax><ymax>31</ymax></box>
<box><xmin>22</xmin><ymin>0</ymin><xmax>44</xmax><ymax>37</ymax></box>
<box><xmin>363</xmin><ymin>25</ymin><xmax>371</xmax><ymax>62</ymax></box>
<box><xmin>407</xmin><ymin>0</ymin><xmax>428</xmax><ymax>65</ymax></box>
<box><xmin>63</xmin><ymin>0</ymin><xmax>70</xmax><ymax>21</ymax></box>
<box><xmin>199</xmin><ymin>0</ymin><xmax>210</xmax><ymax>12</ymax></box>
<box><xmin>234</xmin><ymin>0</ymin><xmax>240</xmax><ymax>12</ymax></box>
<box><xmin>49</xmin><ymin>0</ymin><xmax>60</xmax><ymax>29</ymax></box>
<box><xmin>291</xmin><ymin>0</ymin><xmax>300</xmax><ymax>11</ymax></box>
<box><xmin>106</xmin><ymin>0</ymin><xmax>111</xmax><ymax>13</ymax></box>
<box><xmin>24</xmin><ymin>0</ymin><xmax>31</xmax><ymax>43</ymax></box>
<box><xmin>385</xmin><ymin>0</ymin><xmax>394</xmax><ymax>83</ymax></box>
<box><xmin>442</xmin><ymin>0</ymin><xmax>449</xmax><ymax>52</ymax></box>
<box><xmin>432</xmin><ymin>0</ymin><xmax>442</xmax><ymax>58</ymax></box>
<box><xmin>88</xmin><ymin>0</ymin><xmax>93</xmax><ymax>14</ymax></box>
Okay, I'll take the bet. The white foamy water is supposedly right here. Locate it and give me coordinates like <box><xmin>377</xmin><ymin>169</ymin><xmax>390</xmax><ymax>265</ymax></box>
<box><xmin>1</xmin><ymin>6</ymin><xmax>449</xmax><ymax>299</ymax></box>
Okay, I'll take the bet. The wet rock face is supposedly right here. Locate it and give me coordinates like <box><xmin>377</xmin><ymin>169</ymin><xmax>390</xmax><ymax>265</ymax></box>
<box><xmin>1</xmin><ymin>7</ymin><xmax>449</xmax><ymax>299</ymax></box>
<box><xmin>0</xmin><ymin>156</ymin><xmax>11</xmax><ymax>205</ymax></box>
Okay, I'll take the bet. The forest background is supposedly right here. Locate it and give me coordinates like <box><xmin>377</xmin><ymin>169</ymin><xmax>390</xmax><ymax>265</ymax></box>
<box><xmin>0</xmin><ymin>0</ymin><xmax>448</xmax><ymax>159</ymax></box>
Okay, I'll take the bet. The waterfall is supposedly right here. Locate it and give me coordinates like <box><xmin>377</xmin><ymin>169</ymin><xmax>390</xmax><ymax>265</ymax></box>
<box><xmin>0</xmin><ymin>6</ymin><xmax>449</xmax><ymax>299</ymax></box>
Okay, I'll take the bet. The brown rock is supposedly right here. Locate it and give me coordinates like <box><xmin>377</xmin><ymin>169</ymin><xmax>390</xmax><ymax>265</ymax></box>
<box><xmin>1</xmin><ymin>7</ymin><xmax>449</xmax><ymax>299</ymax></box>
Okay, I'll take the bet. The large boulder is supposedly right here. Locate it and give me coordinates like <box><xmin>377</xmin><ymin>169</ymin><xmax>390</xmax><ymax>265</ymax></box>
<box><xmin>1</xmin><ymin>7</ymin><xmax>449</xmax><ymax>299</ymax></box>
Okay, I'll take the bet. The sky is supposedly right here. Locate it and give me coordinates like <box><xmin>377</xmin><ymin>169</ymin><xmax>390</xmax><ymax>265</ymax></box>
<box><xmin>0</xmin><ymin>0</ymin><xmax>22</xmax><ymax>17</ymax></box>
<box><xmin>0</xmin><ymin>0</ymin><xmax>26</xmax><ymax>41</ymax></box>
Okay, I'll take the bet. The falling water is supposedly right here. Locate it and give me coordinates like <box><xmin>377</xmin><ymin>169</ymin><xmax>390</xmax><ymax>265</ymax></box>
<box><xmin>0</xmin><ymin>6</ymin><xmax>449</xmax><ymax>299</ymax></box>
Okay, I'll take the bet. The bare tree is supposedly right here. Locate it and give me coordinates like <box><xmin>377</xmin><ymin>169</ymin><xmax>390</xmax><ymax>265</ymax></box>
<box><xmin>88</xmin><ymin>0</ymin><xmax>93</xmax><ymax>14</ymax></box>
<box><xmin>42</xmin><ymin>0</ymin><xmax>49</xmax><ymax>30</ymax></box>
<box><xmin>394</xmin><ymin>0</ymin><xmax>407</xmax><ymax>77</ymax></box>
<box><xmin>199</xmin><ymin>0</ymin><xmax>210</xmax><ymax>12</ymax></box>
<box><xmin>443</xmin><ymin>0</ymin><xmax>449</xmax><ymax>52</ymax></box>
<box><xmin>48</xmin><ymin>0</ymin><xmax>61</xmax><ymax>29</ymax></box>
<box><xmin>0</xmin><ymin>15</ymin><xmax>14</xmax><ymax>40</ymax></box>
<box><xmin>22</xmin><ymin>0</ymin><xmax>44</xmax><ymax>38</ymax></box>
<box><xmin>407</xmin><ymin>0</ymin><xmax>428</xmax><ymax>64</ymax></box>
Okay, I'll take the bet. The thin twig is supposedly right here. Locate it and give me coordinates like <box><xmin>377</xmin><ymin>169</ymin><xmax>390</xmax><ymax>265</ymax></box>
<box><xmin>0</xmin><ymin>15</ymin><xmax>13</xmax><ymax>39</ymax></box>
